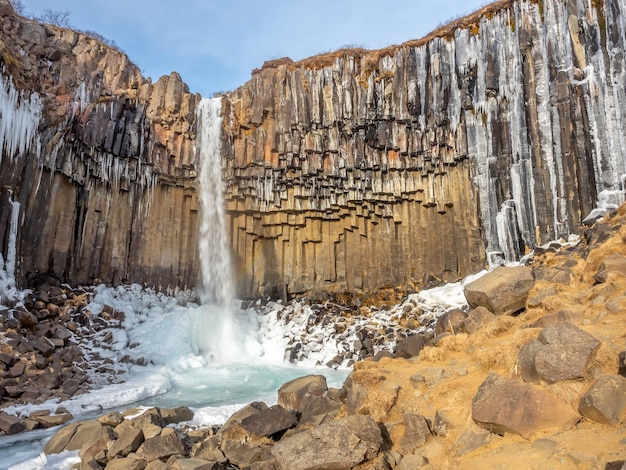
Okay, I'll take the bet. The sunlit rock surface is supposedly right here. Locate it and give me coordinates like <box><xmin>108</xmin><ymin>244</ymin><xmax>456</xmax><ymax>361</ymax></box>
<box><xmin>223</xmin><ymin>0</ymin><xmax>626</xmax><ymax>297</ymax></box>
<box><xmin>2</xmin><ymin>0</ymin><xmax>626</xmax><ymax>298</ymax></box>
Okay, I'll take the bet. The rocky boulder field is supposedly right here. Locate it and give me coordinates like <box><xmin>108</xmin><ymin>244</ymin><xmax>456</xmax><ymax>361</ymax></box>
<box><xmin>4</xmin><ymin>206</ymin><xmax>626</xmax><ymax>468</ymax></box>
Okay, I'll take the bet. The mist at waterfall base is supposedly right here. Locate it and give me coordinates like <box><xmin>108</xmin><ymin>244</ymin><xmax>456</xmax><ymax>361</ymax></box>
<box><xmin>0</xmin><ymin>97</ymin><xmax>348</xmax><ymax>468</ymax></box>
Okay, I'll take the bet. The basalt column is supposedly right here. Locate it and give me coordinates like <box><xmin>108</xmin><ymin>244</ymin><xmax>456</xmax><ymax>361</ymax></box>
<box><xmin>223</xmin><ymin>0</ymin><xmax>626</xmax><ymax>299</ymax></box>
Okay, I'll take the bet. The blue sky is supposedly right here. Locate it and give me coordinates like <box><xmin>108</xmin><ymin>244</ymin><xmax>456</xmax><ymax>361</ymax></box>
<box><xmin>19</xmin><ymin>1</ymin><xmax>489</xmax><ymax>97</ymax></box>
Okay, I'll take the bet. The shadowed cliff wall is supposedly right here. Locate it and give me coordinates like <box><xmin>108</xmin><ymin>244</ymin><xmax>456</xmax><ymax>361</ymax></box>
<box><xmin>0</xmin><ymin>2</ymin><xmax>201</xmax><ymax>290</ymax></box>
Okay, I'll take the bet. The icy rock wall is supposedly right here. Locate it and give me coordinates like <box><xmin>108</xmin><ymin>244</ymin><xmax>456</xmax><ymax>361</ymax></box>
<box><xmin>0</xmin><ymin>3</ymin><xmax>201</xmax><ymax>290</ymax></box>
<box><xmin>223</xmin><ymin>0</ymin><xmax>626</xmax><ymax>298</ymax></box>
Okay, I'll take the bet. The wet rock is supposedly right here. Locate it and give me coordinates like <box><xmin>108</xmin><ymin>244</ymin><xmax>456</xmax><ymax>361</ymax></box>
<box><xmin>218</xmin><ymin>401</ymin><xmax>296</xmax><ymax>440</ymax></box>
<box><xmin>34</xmin><ymin>412</ymin><xmax>73</xmax><ymax>428</ymax></box>
<box><xmin>271</xmin><ymin>415</ymin><xmax>383</xmax><ymax>470</ymax></box>
<box><xmin>277</xmin><ymin>375</ymin><xmax>327</xmax><ymax>412</ymax></box>
<box><xmin>472</xmin><ymin>373</ymin><xmax>579</xmax><ymax>438</ymax></box>
<box><xmin>578</xmin><ymin>375</ymin><xmax>626</xmax><ymax>426</ymax></box>
<box><xmin>0</xmin><ymin>412</ymin><xmax>25</xmax><ymax>435</ymax></box>
<box><xmin>463</xmin><ymin>266</ymin><xmax>535</xmax><ymax>315</ymax></box>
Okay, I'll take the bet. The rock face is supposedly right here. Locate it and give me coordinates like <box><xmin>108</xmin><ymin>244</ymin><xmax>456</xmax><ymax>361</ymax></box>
<box><xmin>222</xmin><ymin>0</ymin><xmax>626</xmax><ymax>297</ymax></box>
<box><xmin>0</xmin><ymin>2</ymin><xmax>200</xmax><ymax>292</ymax></box>
<box><xmin>2</xmin><ymin>0</ymin><xmax>626</xmax><ymax>299</ymax></box>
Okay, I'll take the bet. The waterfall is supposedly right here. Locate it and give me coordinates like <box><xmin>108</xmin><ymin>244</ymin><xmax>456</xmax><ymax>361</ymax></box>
<box><xmin>197</xmin><ymin>97</ymin><xmax>233</xmax><ymax>305</ymax></box>
<box><xmin>195</xmin><ymin>97</ymin><xmax>240</xmax><ymax>362</ymax></box>
<box><xmin>0</xmin><ymin>193</ymin><xmax>21</xmax><ymax>305</ymax></box>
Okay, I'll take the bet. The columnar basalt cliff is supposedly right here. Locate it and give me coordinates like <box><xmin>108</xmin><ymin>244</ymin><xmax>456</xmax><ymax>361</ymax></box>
<box><xmin>223</xmin><ymin>0</ymin><xmax>626</xmax><ymax>298</ymax></box>
<box><xmin>1</xmin><ymin>0</ymin><xmax>626</xmax><ymax>299</ymax></box>
<box><xmin>0</xmin><ymin>1</ymin><xmax>201</xmax><ymax>291</ymax></box>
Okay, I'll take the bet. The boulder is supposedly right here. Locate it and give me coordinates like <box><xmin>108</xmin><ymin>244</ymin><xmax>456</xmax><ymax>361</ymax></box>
<box><xmin>277</xmin><ymin>375</ymin><xmax>327</xmax><ymax>412</ymax></box>
<box><xmin>298</xmin><ymin>395</ymin><xmax>342</xmax><ymax>428</ymax></box>
<box><xmin>219</xmin><ymin>401</ymin><xmax>296</xmax><ymax>440</ymax></box>
<box><xmin>396</xmin><ymin>413</ymin><xmax>432</xmax><ymax>454</ymax></box>
<box><xmin>394</xmin><ymin>334</ymin><xmax>427</xmax><ymax>359</ymax></box>
<box><xmin>104</xmin><ymin>457</ymin><xmax>148</xmax><ymax>469</ymax></box>
<box><xmin>190</xmin><ymin>436</ymin><xmax>227</xmax><ymax>463</ymax></box>
<box><xmin>472</xmin><ymin>373</ymin><xmax>579</xmax><ymax>438</ymax></box>
<box><xmin>141</xmin><ymin>432</ymin><xmax>186</xmax><ymax>462</ymax></box>
<box><xmin>534</xmin><ymin>322</ymin><xmax>601</xmax><ymax>382</ymax></box>
<box><xmin>14</xmin><ymin>309</ymin><xmax>38</xmax><ymax>329</ymax></box>
<box><xmin>271</xmin><ymin>414</ymin><xmax>383</xmax><ymax>470</ymax></box>
<box><xmin>167</xmin><ymin>458</ymin><xmax>221</xmax><ymax>470</ymax></box>
<box><xmin>159</xmin><ymin>406</ymin><xmax>194</xmax><ymax>425</ymax></box>
<box><xmin>34</xmin><ymin>412</ymin><xmax>73</xmax><ymax>428</ymax></box>
<box><xmin>578</xmin><ymin>375</ymin><xmax>626</xmax><ymax>426</ymax></box>
<box><xmin>108</xmin><ymin>426</ymin><xmax>144</xmax><ymax>458</ymax></box>
<box><xmin>45</xmin><ymin>420</ymin><xmax>103</xmax><ymax>454</ymax></box>
<box><xmin>78</xmin><ymin>425</ymin><xmax>117</xmax><ymax>464</ymax></box>
<box><xmin>0</xmin><ymin>412</ymin><xmax>24</xmax><ymax>434</ymax></box>
<box><xmin>462</xmin><ymin>306</ymin><xmax>496</xmax><ymax>334</ymax></box>
<box><xmin>435</xmin><ymin>308</ymin><xmax>467</xmax><ymax>336</ymax></box>
<box><xmin>219</xmin><ymin>438</ymin><xmax>270</xmax><ymax>468</ymax></box>
<box><xmin>463</xmin><ymin>266</ymin><xmax>535</xmax><ymax>315</ymax></box>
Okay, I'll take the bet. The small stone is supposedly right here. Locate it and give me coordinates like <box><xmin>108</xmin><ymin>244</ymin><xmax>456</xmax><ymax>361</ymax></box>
<box><xmin>455</xmin><ymin>429</ymin><xmax>491</xmax><ymax>456</ymax></box>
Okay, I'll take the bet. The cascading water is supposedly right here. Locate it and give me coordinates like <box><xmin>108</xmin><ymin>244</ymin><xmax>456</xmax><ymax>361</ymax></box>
<box><xmin>195</xmin><ymin>97</ymin><xmax>242</xmax><ymax>363</ymax></box>
<box><xmin>0</xmin><ymin>192</ymin><xmax>21</xmax><ymax>304</ymax></box>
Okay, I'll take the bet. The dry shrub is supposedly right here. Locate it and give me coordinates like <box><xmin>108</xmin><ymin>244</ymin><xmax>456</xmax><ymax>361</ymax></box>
<box><xmin>591</xmin><ymin>344</ymin><xmax>619</xmax><ymax>375</ymax></box>
<box><xmin>418</xmin><ymin>345</ymin><xmax>447</xmax><ymax>363</ymax></box>
<box><xmin>475</xmin><ymin>315</ymin><xmax>517</xmax><ymax>337</ymax></box>
<box><xmin>436</xmin><ymin>333</ymin><xmax>469</xmax><ymax>352</ymax></box>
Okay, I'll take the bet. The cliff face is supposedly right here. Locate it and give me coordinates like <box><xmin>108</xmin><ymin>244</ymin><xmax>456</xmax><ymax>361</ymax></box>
<box><xmin>0</xmin><ymin>1</ymin><xmax>201</xmax><ymax>290</ymax></box>
<box><xmin>223</xmin><ymin>0</ymin><xmax>626</xmax><ymax>298</ymax></box>
<box><xmin>1</xmin><ymin>0</ymin><xmax>626</xmax><ymax>299</ymax></box>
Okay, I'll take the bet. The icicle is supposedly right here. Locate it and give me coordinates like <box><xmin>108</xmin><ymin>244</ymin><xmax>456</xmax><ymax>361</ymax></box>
<box><xmin>0</xmin><ymin>73</ymin><xmax>42</xmax><ymax>163</ymax></box>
